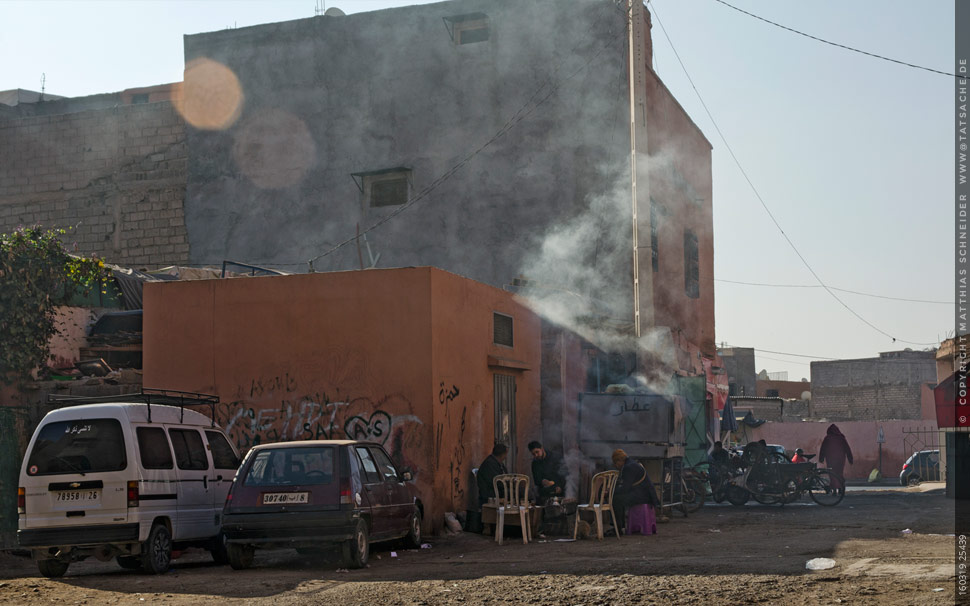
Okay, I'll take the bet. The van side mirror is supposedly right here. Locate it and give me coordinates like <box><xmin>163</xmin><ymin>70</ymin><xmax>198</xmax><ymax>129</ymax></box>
<box><xmin>402</xmin><ymin>470</ymin><xmax>413</xmax><ymax>481</ymax></box>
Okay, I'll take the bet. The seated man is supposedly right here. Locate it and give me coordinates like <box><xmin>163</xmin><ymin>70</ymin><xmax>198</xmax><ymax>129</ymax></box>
<box><xmin>529</xmin><ymin>441</ymin><xmax>566</xmax><ymax>505</ymax></box>
<box><xmin>611</xmin><ymin>449</ymin><xmax>659</xmax><ymax>532</ymax></box>
<box><xmin>476</xmin><ymin>443</ymin><xmax>508</xmax><ymax>508</ymax></box>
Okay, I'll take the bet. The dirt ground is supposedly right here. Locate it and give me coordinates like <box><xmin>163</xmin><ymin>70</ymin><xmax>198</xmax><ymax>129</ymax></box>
<box><xmin>0</xmin><ymin>485</ymin><xmax>958</xmax><ymax>605</ymax></box>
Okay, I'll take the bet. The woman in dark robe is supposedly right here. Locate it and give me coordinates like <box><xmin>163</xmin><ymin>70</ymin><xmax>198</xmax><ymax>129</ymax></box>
<box><xmin>611</xmin><ymin>449</ymin><xmax>660</xmax><ymax>531</ymax></box>
<box><xmin>819</xmin><ymin>424</ymin><xmax>853</xmax><ymax>490</ymax></box>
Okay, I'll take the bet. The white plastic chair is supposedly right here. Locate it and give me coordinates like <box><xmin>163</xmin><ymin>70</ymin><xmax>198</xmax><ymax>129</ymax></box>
<box><xmin>492</xmin><ymin>473</ymin><xmax>532</xmax><ymax>545</ymax></box>
<box><xmin>573</xmin><ymin>470</ymin><xmax>620</xmax><ymax>540</ymax></box>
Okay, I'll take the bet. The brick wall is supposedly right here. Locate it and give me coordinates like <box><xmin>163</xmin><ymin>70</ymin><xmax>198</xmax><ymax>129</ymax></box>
<box><xmin>0</xmin><ymin>101</ymin><xmax>188</xmax><ymax>268</ymax></box>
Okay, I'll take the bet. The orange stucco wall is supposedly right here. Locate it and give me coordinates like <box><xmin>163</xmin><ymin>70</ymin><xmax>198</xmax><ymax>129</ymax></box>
<box><xmin>143</xmin><ymin>267</ymin><xmax>540</xmax><ymax>532</ymax></box>
<box><xmin>427</xmin><ymin>269</ymin><xmax>541</xmax><ymax>521</ymax></box>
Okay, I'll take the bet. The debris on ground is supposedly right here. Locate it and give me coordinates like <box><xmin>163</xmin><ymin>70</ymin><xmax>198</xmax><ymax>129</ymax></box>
<box><xmin>805</xmin><ymin>558</ymin><xmax>836</xmax><ymax>571</ymax></box>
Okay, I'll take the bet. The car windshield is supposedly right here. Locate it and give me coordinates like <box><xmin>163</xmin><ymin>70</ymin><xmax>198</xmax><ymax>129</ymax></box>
<box><xmin>244</xmin><ymin>447</ymin><xmax>335</xmax><ymax>486</ymax></box>
<box><xmin>26</xmin><ymin>419</ymin><xmax>127</xmax><ymax>475</ymax></box>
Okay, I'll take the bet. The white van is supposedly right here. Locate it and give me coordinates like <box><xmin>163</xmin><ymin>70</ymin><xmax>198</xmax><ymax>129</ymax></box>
<box><xmin>17</xmin><ymin>392</ymin><xmax>240</xmax><ymax>577</ymax></box>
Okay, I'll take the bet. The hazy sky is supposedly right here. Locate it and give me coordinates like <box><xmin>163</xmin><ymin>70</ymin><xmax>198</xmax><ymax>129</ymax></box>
<box><xmin>0</xmin><ymin>0</ymin><xmax>955</xmax><ymax>380</ymax></box>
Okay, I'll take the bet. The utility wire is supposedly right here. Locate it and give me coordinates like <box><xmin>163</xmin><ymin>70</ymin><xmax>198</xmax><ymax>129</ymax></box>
<box><xmin>712</xmin><ymin>0</ymin><xmax>958</xmax><ymax>78</ymax></box>
<box><xmin>649</xmin><ymin>3</ymin><xmax>938</xmax><ymax>347</ymax></box>
<box><xmin>715</xmin><ymin>278</ymin><xmax>952</xmax><ymax>305</ymax></box>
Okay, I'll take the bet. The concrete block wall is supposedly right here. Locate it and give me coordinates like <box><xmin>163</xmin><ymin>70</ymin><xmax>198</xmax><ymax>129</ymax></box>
<box><xmin>0</xmin><ymin>101</ymin><xmax>188</xmax><ymax>268</ymax></box>
<box><xmin>810</xmin><ymin>352</ymin><xmax>937</xmax><ymax>421</ymax></box>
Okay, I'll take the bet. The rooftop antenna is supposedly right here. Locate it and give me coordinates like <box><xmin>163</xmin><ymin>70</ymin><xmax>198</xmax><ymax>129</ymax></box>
<box><xmin>314</xmin><ymin>0</ymin><xmax>325</xmax><ymax>16</ymax></box>
<box><xmin>39</xmin><ymin>73</ymin><xmax>45</xmax><ymax>101</ymax></box>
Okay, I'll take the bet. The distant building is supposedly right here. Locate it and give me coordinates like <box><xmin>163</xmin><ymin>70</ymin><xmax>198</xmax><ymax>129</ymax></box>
<box><xmin>810</xmin><ymin>350</ymin><xmax>937</xmax><ymax>421</ymax></box>
<box><xmin>718</xmin><ymin>346</ymin><xmax>756</xmax><ymax>396</ymax></box>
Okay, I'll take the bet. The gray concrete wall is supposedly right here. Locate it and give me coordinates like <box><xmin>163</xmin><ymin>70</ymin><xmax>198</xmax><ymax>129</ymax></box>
<box><xmin>183</xmin><ymin>0</ymin><xmax>633</xmax><ymax>316</ymax></box>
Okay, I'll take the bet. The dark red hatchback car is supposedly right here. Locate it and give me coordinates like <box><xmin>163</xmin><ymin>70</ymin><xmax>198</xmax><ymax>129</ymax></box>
<box><xmin>222</xmin><ymin>440</ymin><xmax>422</xmax><ymax>569</ymax></box>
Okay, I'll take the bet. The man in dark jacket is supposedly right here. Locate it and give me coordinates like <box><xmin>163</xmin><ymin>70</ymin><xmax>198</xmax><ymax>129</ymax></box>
<box><xmin>819</xmin><ymin>424</ymin><xmax>853</xmax><ymax>490</ymax></box>
<box><xmin>612</xmin><ymin>449</ymin><xmax>659</xmax><ymax>531</ymax></box>
<box><xmin>477</xmin><ymin>443</ymin><xmax>508</xmax><ymax>508</ymax></box>
<box><xmin>528</xmin><ymin>441</ymin><xmax>566</xmax><ymax>503</ymax></box>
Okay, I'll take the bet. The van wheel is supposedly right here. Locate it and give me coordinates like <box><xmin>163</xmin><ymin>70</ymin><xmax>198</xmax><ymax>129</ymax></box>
<box><xmin>403</xmin><ymin>508</ymin><xmax>422</xmax><ymax>549</ymax></box>
<box><xmin>37</xmin><ymin>559</ymin><xmax>69</xmax><ymax>578</ymax></box>
<box><xmin>341</xmin><ymin>520</ymin><xmax>369</xmax><ymax>569</ymax></box>
<box><xmin>117</xmin><ymin>555</ymin><xmax>143</xmax><ymax>570</ymax></box>
<box><xmin>141</xmin><ymin>523</ymin><xmax>172</xmax><ymax>574</ymax></box>
<box><xmin>209</xmin><ymin>531</ymin><xmax>229</xmax><ymax>565</ymax></box>
<box><xmin>227</xmin><ymin>544</ymin><xmax>255</xmax><ymax>570</ymax></box>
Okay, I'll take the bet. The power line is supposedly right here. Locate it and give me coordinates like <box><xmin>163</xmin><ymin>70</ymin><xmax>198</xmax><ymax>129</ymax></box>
<box><xmin>715</xmin><ymin>278</ymin><xmax>952</xmax><ymax>305</ymax></box>
<box><xmin>648</xmin><ymin>3</ymin><xmax>938</xmax><ymax>347</ymax></box>
<box><xmin>712</xmin><ymin>0</ymin><xmax>958</xmax><ymax>78</ymax></box>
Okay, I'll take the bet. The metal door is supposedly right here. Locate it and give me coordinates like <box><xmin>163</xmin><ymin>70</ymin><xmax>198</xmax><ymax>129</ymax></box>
<box><xmin>494</xmin><ymin>375</ymin><xmax>517</xmax><ymax>471</ymax></box>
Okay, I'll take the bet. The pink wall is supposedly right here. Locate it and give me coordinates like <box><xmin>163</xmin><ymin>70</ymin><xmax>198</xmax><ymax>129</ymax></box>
<box><xmin>741</xmin><ymin>419</ymin><xmax>939</xmax><ymax>481</ymax></box>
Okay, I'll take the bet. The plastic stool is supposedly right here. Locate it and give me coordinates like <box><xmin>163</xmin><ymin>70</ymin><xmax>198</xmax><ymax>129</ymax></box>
<box><xmin>625</xmin><ymin>503</ymin><xmax>657</xmax><ymax>535</ymax></box>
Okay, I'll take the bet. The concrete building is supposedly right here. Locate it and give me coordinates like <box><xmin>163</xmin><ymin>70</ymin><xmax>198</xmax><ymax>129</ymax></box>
<box><xmin>810</xmin><ymin>350</ymin><xmax>937</xmax><ymax>421</ymax></box>
<box><xmin>143</xmin><ymin>267</ymin><xmax>541</xmax><ymax>532</ymax></box>
<box><xmin>717</xmin><ymin>346</ymin><xmax>757</xmax><ymax>397</ymax></box>
<box><xmin>179</xmin><ymin>0</ymin><xmax>715</xmax><ymax>362</ymax></box>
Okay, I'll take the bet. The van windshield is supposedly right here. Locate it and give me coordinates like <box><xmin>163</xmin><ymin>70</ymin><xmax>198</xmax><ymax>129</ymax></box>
<box><xmin>244</xmin><ymin>447</ymin><xmax>334</xmax><ymax>486</ymax></box>
<box><xmin>26</xmin><ymin>419</ymin><xmax>127</xmax><ymax>475</ymax></box>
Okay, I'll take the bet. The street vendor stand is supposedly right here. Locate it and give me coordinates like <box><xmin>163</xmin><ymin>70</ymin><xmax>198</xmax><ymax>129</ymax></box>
<box><xmin>577</xmin><ymin>392</ymin><xmax>688</xmax><ymax>514</ymax></box>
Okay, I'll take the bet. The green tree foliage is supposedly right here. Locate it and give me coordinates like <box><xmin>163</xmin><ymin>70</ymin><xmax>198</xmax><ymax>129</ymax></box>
<box><xmin>0</xmin><ymin>226</ymin><xmax>108</xmax><ymax>385</ymax></box>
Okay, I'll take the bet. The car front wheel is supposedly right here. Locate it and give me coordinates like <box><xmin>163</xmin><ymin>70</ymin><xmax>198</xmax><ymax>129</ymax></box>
<box><xmin>404</xmin><ymin>508</ymin><xmax>422</xmax><ymax>549</ymax></box>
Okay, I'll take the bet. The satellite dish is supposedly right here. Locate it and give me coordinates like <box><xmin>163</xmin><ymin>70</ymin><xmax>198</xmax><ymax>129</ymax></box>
<box><xmin>324</xmin><ymin>7</ymin><xmax>345</xmax><ymax>16</ymax></box>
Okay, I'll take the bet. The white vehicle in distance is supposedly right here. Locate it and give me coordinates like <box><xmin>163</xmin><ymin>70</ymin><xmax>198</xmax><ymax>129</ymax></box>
<box><xmin>17</xmin><ymin>390</ymin><xmax>240</xmax><ymax>577</ymax></box>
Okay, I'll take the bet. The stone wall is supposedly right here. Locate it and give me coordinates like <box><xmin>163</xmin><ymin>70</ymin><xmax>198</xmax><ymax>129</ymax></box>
<box><xmin>0</xmin><ymin>100</ymin><xmax>188</xmax><ymax>268</ymax></box>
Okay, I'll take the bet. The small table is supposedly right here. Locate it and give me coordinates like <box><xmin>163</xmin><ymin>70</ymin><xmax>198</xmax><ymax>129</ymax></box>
<box><xmin>481</xmin><ymin>502</ymin><xmax>543</xmax><ymax>538</ymax></box>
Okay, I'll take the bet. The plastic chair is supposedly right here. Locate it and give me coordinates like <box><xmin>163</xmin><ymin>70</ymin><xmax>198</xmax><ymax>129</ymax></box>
<box><xmin>492</xmin><ymin>474</ymin><xmax>532</xmax><ymax>545</ymax></box>
<box><xmin>573</xmin><ymin>470</ymin><xmax>620</xmax><ymax>540</ymax></box>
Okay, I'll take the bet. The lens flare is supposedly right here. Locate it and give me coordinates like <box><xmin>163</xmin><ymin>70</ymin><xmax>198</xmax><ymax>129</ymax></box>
<box><xmin>175</xmin><ymin>58</ymin><xmax>244</xmax><ymax>130</ymax></box>
<box><xmin>232</xmin><ymin>109</ymin><xmax>317</xmax><ymax>190</ymax></box>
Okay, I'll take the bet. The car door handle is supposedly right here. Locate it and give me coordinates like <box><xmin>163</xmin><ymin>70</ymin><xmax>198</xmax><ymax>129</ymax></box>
<box><xmin>203</xmin><ymin>476</ymin><xmax>208</xmax><ymax>489</ymax></box>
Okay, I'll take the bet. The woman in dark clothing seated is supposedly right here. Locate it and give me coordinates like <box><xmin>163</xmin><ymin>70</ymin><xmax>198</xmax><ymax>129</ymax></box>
<box><xmin>611</xmin><ymin>449</ymin><xmax>660</xmax><ymax>531</ymax></box>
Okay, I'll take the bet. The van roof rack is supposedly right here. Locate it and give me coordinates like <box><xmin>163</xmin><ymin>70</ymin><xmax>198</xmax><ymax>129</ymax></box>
<box><xmin>47</xmin><ymin>388</ymin><xmax>220</xmax><ymax>426</ymax></box>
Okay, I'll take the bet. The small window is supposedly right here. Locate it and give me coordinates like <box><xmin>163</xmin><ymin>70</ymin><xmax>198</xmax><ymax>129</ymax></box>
<box><xmin>765</xmin><ymin>389</ymin><xmax>780</xmax><ymax>398</ymax></box>
<box><xmin>205</xmin><ymin>431</ymin><xmax>240</xmax><ymax>470</ymax></box>
<box><xmin>361</xmin><ymin>170</ymin><xmax>410</xmax><ymax>208</ymax></box>
<box><xmin>131</xmin><ymin>93</ymin><xmax>150</xmax><ymax>104</ymax></box>
<box><xmin>369</xmin><ymin>447</ymin><xmax>400</xmax><ymax>482</ymax></box>
<box><xmin>169</xmin><ymin>429</ymin><xmax>209</xmax><ymax>471</ymax></box>
<box><xmin>355</xmin><ymin>447</ymin><xmax>381</xmax><ymax>484</ymax></box>
<box><xmin>137</xmin><ymin>427</ymin><xmax>173</xmax><ymax>470</ymax></box>
<box><xmin>684</xmin><ymin>230</ymin><xmax>699</xmax><ymax>299</ymax></box>
<box><xmin>493</xmin><ymin>312</ymin><xmax>513</xmax><ymax>347</ymax></box>
<box><xmin>444</xmin><ymin>12</ymin><xmax>489</xmax><ymax>45</ymax></box>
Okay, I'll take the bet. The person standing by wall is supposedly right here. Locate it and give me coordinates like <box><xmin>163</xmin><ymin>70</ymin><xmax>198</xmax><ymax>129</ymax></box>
<box><xmin>819</xmin><ymin>424</ymin><xmax>854</xmax><ymax>489</ymax></box>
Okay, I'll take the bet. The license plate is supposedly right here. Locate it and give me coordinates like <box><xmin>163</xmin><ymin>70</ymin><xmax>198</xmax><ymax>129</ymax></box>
<box><xmin>262</xmin><ymin>492</ymin><xmax>308</xmax><ymax>505</ymax></box>
<box><xmin>54</xmin><ymin>490</ymin><xmax>100</xmax><ymax>503</ymax></box>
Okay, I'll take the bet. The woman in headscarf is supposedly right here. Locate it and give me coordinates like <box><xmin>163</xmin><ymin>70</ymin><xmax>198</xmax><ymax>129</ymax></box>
<box><xmin>818</xmin><ymin>424</ymin><xmax>854</xmax><ymax>490</ymax></box>
<box><xmin>611</xmin><ymin>449</ymin><xmax>659</xmax><ymax>532</ymax></box>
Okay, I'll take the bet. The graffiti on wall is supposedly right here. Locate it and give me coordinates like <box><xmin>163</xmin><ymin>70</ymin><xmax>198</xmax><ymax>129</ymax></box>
<box><xmin>438</xmin><ymin>382</ymin><xmax>460</xmax><ymax>405</ymax></box>
<box><xmin>449</xmin><ymin>405</ymin><xmax>467</xmax><ymax>505</ymax></box>
<box><xmin>219</xmin><ymin>373</ymin><xmax>424</xmax><ymax>475</ymax></box>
